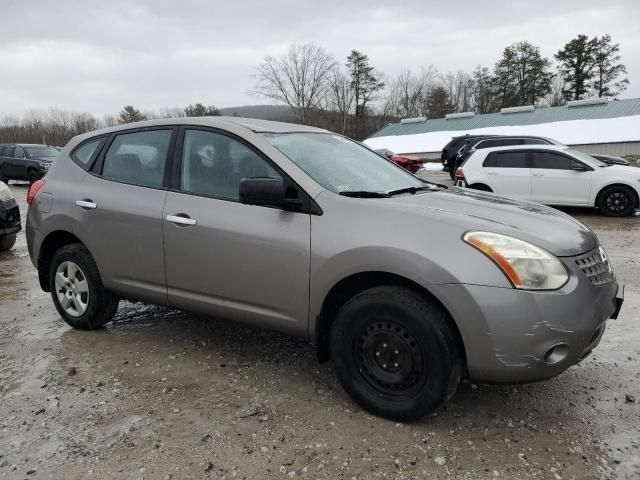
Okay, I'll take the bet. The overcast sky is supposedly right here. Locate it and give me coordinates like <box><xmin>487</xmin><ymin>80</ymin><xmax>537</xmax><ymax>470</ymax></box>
<box><xmin>1</xmin><ymin>0</ymin><xmax>639</xmax><ymax>117</ymax></box>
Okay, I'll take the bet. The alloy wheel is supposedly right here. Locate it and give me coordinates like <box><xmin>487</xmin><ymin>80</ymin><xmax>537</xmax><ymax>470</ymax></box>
<box><xmin>605</xmin><ymin>191</ymin><xmax>631</xmax><ymax>214</ymax></box>
<box><xmin>54</xmin><ymin>261</ymin><xmax>89</xmax><ymax>317</ymax></box>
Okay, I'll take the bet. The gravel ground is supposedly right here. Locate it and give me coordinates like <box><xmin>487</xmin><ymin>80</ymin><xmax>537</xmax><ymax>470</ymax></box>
<box><xmin>1</xmin><ymin>181</ymin><xmax>639</xmax><ymax>479</ymax></box>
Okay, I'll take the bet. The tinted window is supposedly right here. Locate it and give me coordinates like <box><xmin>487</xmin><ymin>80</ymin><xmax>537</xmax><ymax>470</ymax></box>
<box><xmin>13</xmin><ymin>146</ymin><xmax>26</xmax><ymax>159</ymax></box>
<box><xmin>476</xmin><ymin>139</ymin><xmax>523</xmax><ymax>149</ymax></box>
<box><xmin>0</xmin><ymin>146</ymin><xmax>11</xmax><ymax>157</ymax></box>
<box><xmin>531</xmin><ymin>151</ymin><xmax>575</xmax><ymax>170</ymax></box>
<box><xmin>180</xmin><ymin>129</ymin><xmax>281</xmax><ymax>200</ymax></box>
<box><xmin>72</xmin><ymin>139</ymin><xmax>103</xmax><ymax>167</ymax></box>
<box><xmin>483</xmin><ymin>151</ymin><xmax>529</xmax><ymax>168</ymax></box>
<box><xmin>24</xmin><ymin>146</ymin><xmax>59</xmax><ymax>157</ymax></box>
<box><xmin>102</xmin><ymin>130</ymin><xmax>172</xmax><ymax>188</ymax></box>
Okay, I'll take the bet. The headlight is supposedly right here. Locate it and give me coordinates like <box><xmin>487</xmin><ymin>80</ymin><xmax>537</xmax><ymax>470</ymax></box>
<box><xmin>463</xmin><ymin>231</ymin><xmax>568</xmax><ymax>290</ymax></box>
<box><xmin>0</xmin><ymin>182</ymin><xmax>14</xmax><ymax>201</ymax></box>
<box><xmin>40</xmin><ymin>162</ymin><xmax>50</xmax><ymax>170</ymax></box>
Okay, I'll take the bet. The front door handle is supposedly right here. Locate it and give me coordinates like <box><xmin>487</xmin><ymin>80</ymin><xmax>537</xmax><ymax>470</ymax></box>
<box><xmin>166</xmin><ymin>214</ymin><xmax>197</xmax><ymax>226</ymax></box>
<box><xmin>75</xmin><ymin>200</ymin><xmax>97</xmax><ymax>209</ymax></box>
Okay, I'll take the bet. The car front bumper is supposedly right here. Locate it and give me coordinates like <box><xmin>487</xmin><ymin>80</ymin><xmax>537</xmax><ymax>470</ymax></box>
<box><xmin>0</xmin><ymin>198</ymin><xmax>21</xmax><ymax>237</ymax></box>
<box><xmin>432</xmin><ymin>250</ymin><xmax>622</xmax><ymax>383</ymax></box>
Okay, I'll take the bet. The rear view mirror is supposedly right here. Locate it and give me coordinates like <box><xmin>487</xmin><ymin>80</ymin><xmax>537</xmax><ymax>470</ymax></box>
<box><xmin>239</xmin><ymin>178</ymin><xmax>303</xmax><ymax>211</ymax></box>
<box><xmin>570</xmin><ymin>161</ymin><xmax>589</xmax><ymax>172</ymax></box>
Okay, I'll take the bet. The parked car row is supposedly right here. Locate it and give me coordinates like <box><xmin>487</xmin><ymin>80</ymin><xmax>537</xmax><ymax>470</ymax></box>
<box><xmin>454</xmin><ymin>145</ymin><xmax>640</xmax><ymax>216</ymax></box>
<box><xmin>0</xmin><ymin>143</ymin><xmax>59</xmax><ymax>184</ymax></box>
<box><xmin>441</xmin><ymin>135</ymin><xmax>631</xmax><ymax>180</ymax></box>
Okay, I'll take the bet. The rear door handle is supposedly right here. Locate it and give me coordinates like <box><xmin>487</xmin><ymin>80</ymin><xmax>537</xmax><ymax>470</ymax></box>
<box><xmin>167</xmin><ymin>214</ymin><xmax>197</xmax><ymax>226</ymax></box>
<box><xmin>532</xmin><ymin>173</ymin><xmax>545</xmax><ymax>177</ymax></box>
<box><xmin>75</xmin><ymin>200</ymin><xmax>97</xmax><ymax>209</ymax></box>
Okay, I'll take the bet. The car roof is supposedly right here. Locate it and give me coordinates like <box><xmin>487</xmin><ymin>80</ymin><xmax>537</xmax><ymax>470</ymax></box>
<box><xmin>472</xmin><ymin>144</ymin><xmax>570</xmax><ymax>154</ymax></box>
<box><xmin>78</xmin><ymin>117</ymin><xmax>329</xmax><ymax>138</ymax></box>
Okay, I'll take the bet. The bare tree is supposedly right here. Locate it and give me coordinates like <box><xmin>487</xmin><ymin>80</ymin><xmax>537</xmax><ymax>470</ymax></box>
<box><xmin>327</xmin><ymin>69</ymin><xmax>355</xmax><ymax>134</ymax></box>
<box><xmin>254</xmin><ymin>43</ymin><xmax>337</xmax><ymax>124</ymax></box>
<box><xmin>384</xmin><ymin>66</ymin><xmax>438</xmax><ymax>118</ymax></box>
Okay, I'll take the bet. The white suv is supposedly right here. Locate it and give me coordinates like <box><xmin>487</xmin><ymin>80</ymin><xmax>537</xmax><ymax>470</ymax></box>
<box><xmin>456</xmin><ymin>145</ymin><xmax>640</xmax><ymax>216</ymax></box>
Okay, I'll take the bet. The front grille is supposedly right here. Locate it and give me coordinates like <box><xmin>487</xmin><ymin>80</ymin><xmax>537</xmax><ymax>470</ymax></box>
<box><xmin>574</xmin><ymin>247</ymin><xmax>614</xmax><ymax>286</ymax></box>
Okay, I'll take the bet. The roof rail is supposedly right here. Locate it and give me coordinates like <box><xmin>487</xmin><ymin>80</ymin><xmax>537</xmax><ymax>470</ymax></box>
<box><xmin>445</xmin><ymin>111</ymin><xmax>476</xmax><ymax>120</ymax></box>
<box><xmin>500</xmin><ymin>105</ymin><xmax>535</xmax><ymax>114</ymax></box>
<box><xmin>400</xmin><ymin>116</ymin><xmax>427</xmax><ymax>124</ymax></box>
<box><xmin>567</xmin><ymin>97</ymin><xmax>609</xmax><ymax>108</ymax></box>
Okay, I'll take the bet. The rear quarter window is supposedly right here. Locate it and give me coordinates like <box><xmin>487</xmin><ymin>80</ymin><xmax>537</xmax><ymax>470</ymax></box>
<box><xmin>71</xmin><ymin>138</ymin><xmax>106</xmax><ymax>169</ymax></box>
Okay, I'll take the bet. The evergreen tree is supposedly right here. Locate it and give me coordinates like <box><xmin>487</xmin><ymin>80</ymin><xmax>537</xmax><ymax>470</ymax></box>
<box><xmin>590</xmin><ymin>34</ymin><xmax>629</xmax><ymax>97</ymax></box>
<box><xmin>117</xmin><ymin>105</ymin><xmax>146</xmax><ymax>124</ymax></box>
<box><xmin>346</xmin><ymin>50</ymin><xmax>385</xmax><ymax>118</ymax></box>
<box><xmin>426</xmin><ymin>86</ymin><xmax>453</xmax><ymax>119</ymax></box>
<box><xmin>493</xmin><ymin>41</ymin><xmax>553</xmax><ymax>107</ymax></box>
<box><xmin>555</xmin><ymin>34</ymin><xmax>596</xmax><ymax>101</ymax></box>
<box><xmin>184</xmin><ymin>103</ymin><xmax>220</xmax><ymax>116</ymax></box>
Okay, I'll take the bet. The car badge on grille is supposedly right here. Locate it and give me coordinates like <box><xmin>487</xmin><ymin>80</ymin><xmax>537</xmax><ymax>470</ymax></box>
<box><xmin>598</xmin><ymin>246</ymin><xmax>612</xmax><ymax>273</ymax></box>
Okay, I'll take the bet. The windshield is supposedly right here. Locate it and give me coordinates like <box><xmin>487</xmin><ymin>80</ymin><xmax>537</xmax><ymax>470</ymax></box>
<box><xmin>25</xmin><ymin>146</ymin><xmax>59</xmax><ymax>158</ymax></box>
<box><xmin>566</xmin><ymin>149</ymin><xmax>608</xmax><ymax>167</ymax></box>
<box><xmin>262</xmin><ymin>133</ymin><xmax>424</xmax><ymax>194</ymax></box>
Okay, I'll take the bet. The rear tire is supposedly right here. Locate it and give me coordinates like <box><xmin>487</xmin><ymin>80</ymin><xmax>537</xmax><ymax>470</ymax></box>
<box><xmin>0</xmin><ymin>234</ymin><xmax>16</xmax><ymax>252</ymax></box>
<box><xmin>330</xmin><ymin>286</ymin><xmax>463</xmax><ymax>422</ymax></box>
<box><xmin>49</xmin><ymin>243</ymin><xmax>119</xmax><ymax>330</ymax></box>
<box><xmin>27</xmin><ymin>170</ymin><xmax>40</xmax><ymax>184</ymax></box>
<box><xmin>597</xmin><ymin>185</ymin><xmax>638</xmax><ymax>217</ymax></box>
<box><xmin>448</xmin><ymin>162</ymin><xmax>457</xmax><ymax>180</ymax></box>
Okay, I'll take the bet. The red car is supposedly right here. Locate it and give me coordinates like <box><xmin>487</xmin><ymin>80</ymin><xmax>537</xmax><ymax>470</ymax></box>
<box><xmin>375</xmin><ymin>149</ymin><xmax>426</xmax><ymax>173</ymax></box>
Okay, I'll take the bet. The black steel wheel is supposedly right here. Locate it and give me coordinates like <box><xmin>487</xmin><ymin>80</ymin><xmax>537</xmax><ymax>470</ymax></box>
<box><xmin>597</xmin><ymin>185</ymin><xmax>638</xmax><ymax>217</ymax></box>
<box><xmin>330</xmin><ymin>286</ymin><xmax>463</xmax><ymax>422</ymax></box>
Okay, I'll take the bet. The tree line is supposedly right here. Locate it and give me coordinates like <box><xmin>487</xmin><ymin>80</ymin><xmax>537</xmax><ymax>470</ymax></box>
<box><xmin>0</xmin><ymin>33</ymin><xmax>629</xmax><ymax>145</ymax></box>
<box><xmin>253</xmin><ymin>34</ymin><xmax>628</xmax><ymax>139</ymax></box>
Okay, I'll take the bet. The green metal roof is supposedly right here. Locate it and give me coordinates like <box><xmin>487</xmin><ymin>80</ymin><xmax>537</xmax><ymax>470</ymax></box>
<box><xmin>369</xmin><ymin>98</ymin><xmax>640</xmax><ymax>138</ymax></box>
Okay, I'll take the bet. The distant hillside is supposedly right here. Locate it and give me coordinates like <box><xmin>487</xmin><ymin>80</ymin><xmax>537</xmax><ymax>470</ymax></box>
<box><xmin>219</xmin><ymin>105</ymin><xmax>297</xmax><ymax>122</ymax></box>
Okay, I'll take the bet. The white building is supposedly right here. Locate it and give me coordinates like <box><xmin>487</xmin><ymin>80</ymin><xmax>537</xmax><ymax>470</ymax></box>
<box><xmin>364</xmin><ymin>98</ymin><xmax>640</xmax><ymax>159</ymax></box>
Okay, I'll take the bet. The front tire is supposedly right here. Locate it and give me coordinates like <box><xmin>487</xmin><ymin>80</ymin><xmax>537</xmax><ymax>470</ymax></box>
<box><xmin>49</xmin><ymin>243</ymin><xmax>119</xmax><ymax>330</ymax></box>
<box><xmin>330</xmin><ymin>286</ymin><xmax>463</xmax><ymax>422</ymax></box>
<box><xmin>0</xmin><ymin>234</ymin><xmax>16</xmax><ymax>252</ymax></box>
<box><xmin>597</xmin><ymin>185</ymin><xmax>638</xmax><ymax>217</ymax></box>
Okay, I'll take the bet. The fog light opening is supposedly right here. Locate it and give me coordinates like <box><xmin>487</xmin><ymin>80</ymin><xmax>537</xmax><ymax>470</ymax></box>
<box><xmin>543</xmin><ymin>343</ymin><xmax>569</xmax><ymax>365</ymax></box>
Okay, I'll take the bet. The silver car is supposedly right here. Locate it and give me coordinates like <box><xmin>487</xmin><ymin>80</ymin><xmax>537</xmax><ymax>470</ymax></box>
<box><xmin>26</xmin><ymin>118</ymin><xmax>623</xmax><ymax>421</ymax></box>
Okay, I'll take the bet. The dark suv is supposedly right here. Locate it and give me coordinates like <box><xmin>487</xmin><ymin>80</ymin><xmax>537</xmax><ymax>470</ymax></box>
<box><xmin>0</xmin><ymin>144</ymin><xmax>59</xmax><ymax>183</ymax></box>
<box><xmin>441</xmin><ymin>135</ymin><xmax>493</xmax><ymax>175</ymax></box>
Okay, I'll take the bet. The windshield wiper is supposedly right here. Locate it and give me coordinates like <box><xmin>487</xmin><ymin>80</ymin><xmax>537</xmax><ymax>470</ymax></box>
<box><xmin>338</xmin><ymin>190</ymin><xmax>391</xmax><ymax>198</ymax></box>
<box><xmin>386</xmin><ymin>185</ymin><xmax>434</xmax><ymax>196</ymax></box>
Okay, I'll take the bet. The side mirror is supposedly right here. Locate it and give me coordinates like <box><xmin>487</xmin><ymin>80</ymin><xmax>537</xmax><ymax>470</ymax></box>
<box><xmin>570</xmin><ymin>161</ymin><xmax>589</xmax><ymax>172</ymax></box>
<box><xmin>239</xmin><ymin>178</ymin><xmax>303</xmax><ymax>211</ymax></box>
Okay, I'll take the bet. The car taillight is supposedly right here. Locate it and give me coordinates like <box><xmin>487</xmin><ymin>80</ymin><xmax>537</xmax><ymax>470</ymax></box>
<box><xmin>27</xmin><ymin>180</ymin><xmax>46</xmax><ymax>206</ymax></box>
<box><xmin>455</xmin><ymin>168</ymin><xmax>465</xmax><ymax>179</ymax></box>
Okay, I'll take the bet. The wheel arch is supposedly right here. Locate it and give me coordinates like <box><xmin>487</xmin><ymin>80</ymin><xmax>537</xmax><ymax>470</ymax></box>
<box><xmin>37</xmin><ymin>230</ymin><xmax>85</xmax><ymax>292</ymax></box>
<box><xmin>595</xmin><ymin>182</ymin><xmax>640</xmax><ymax>208</ymax></box>
<box><xmin>315</xmin><ymin>271</ymin><xmax>467</xmax><ymax>369</ymax></box>
<box><xmin>468</xmin><ymin>183</ymin><xmax>493</xmax><ymax>192</ymax></box>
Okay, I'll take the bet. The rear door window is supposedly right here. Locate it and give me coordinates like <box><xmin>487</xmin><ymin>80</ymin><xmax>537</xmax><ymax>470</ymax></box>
<box><xmin>100</xmin><ymin>130</ymin><xmax>173</xmax><ymax>188</ymax></box>
<box><xmin>530</xmin><ymin>151</ymin><xmax>575</xmax><ymax>170</ymax></box>
<box><xmin>13</xmin><ymin>146</ymin><xmax>26</xmax><ymax>159</ymax></box>
<box><xmin>483</xmin><ymin>151</ymin><xmax>529</xmax><ymax>168</ymax></box>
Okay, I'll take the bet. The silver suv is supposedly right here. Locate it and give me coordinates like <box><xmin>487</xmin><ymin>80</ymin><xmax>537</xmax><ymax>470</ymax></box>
<box><xmin>26</xmin><ymin>118</ymin><xmax>623</xmax><ymax>421</ymax></box>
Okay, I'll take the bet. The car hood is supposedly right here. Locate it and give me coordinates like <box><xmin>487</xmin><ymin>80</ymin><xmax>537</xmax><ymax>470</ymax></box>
<box><xmin>600</xmin><ymin>164</ymin><xmax>640</xmax><ymax>176</ymax></box>
<box><xmin>29</xmin><ymin>156</ymin><xmax>54</xmax><ymax>162</ymax></box>
<box><xmin>385</xmin><ymin>187</ymin><xmax>598</xmax><ymax>256</ymax></box>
